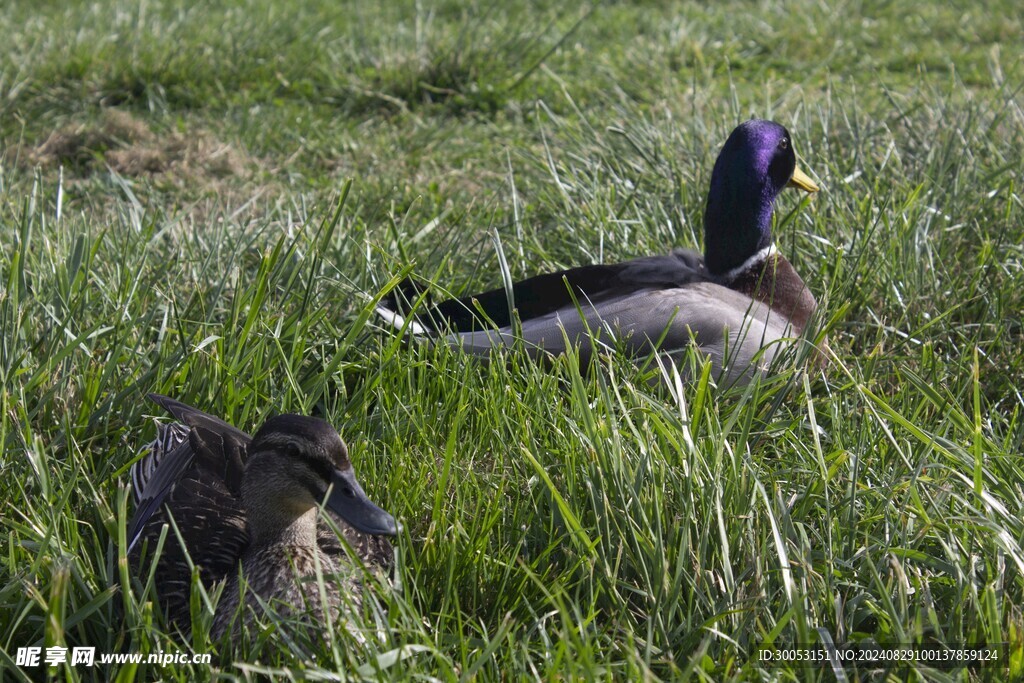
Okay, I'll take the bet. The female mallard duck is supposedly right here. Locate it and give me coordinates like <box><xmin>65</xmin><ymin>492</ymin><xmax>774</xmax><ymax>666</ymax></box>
<box><xmin>127</xmin><ymin>394</ymin><xmax>398</xmax><ymax>638</ymax></box>
<box><xmin>378</xmin><ymin>119</ymin><xmax>822</xmax><ymax>385</ymax></box>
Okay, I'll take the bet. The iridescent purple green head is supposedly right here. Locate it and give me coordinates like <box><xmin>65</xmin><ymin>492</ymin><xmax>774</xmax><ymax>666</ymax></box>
<box><xmin>703</xmin><ymin>119</ymin><xmax>819</xmax><ymax>276</ymax></box>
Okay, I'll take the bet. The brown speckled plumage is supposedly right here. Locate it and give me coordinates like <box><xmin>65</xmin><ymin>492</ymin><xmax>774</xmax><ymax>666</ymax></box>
<box><xmin>128</xmin><ymin>394</ymin><xmax>397</xmax><ymax>638</ymax></box>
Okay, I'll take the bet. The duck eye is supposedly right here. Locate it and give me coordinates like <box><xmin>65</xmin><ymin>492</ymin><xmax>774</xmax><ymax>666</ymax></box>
<box><xmin>309</xmin><ymin>459</ymin><xmax>334</xmax><ymax>482</ymax></box>
<box><xmin>779</xmin><ymin>138</ymin><xmax>789</xmax><ymax>150</ymax></box>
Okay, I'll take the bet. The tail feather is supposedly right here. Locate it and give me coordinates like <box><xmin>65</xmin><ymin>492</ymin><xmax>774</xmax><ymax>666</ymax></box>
<box><xmin>375</xmin><ymin>304</ymin><xmax>432</xmax><ymax>336</ymax></box>
<box><xmin>379</xmin><ymin>276</ymin><xmax>429</xmax><ymax>315</ymax></box>
<box><xmin>377</xmin><ymin>276</ymin><xmax>435</xmax><ymax>336</ymax></box>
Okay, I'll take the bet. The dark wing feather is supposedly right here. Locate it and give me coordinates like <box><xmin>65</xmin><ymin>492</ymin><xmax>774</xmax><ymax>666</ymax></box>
<box><xmin>418</xmin><ymin>249</ymin><xmax>710</xmax><ymax>331</ymax></box>
<box><xmin>147</xmin><ymin>393</ymin><xmax>250</xmax><ymax>444</ymax></box>
<box><xmin>128</xmin><ymin>434</ymin><xmax>198</xmax><ymax>552</ymax></box>
<box><xmin>131</xmin><ymin>421</ymin><xmax>189</xmax><ymax>506</ymax></box>
<box><xmin>187</xmin><ymin>422</ymin><xmax>249</xmax><ymax>496</ymax></box>
<box><xmin>127</xmin><ymin>396</ymin><xmax>253</xmax><ymax>551</ymax></box>
<box><xmin>129</xmin><ymin>467</ymin><xmax>249</xmax><ymax>629</ymax></box>
<box><xmin>128</xmin><ymin>395</ymin><xmax>255</xmax><ymax>631</ymax></box>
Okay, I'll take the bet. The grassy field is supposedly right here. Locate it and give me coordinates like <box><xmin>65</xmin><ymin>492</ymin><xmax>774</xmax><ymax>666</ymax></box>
<box><xmin>2</xmin><ymin>0</ymin><xmax>1023</xmax><ymax>680</ymax></box>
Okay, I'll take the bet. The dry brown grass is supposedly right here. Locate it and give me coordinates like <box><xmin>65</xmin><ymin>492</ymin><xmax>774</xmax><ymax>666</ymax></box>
<box><xmin>27</xmin><ymin>109</ymin><xmax>255</xmax><ymax>185</ymax></box>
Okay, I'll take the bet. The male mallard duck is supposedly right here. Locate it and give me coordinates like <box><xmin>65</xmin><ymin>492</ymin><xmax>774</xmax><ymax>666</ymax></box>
<box><xmin>127</xmin><ymin>394</ymin><xmax>398</xmax><ymax>638</ymax></box>
<box><xmin>378</xmin><ymin>119</ymin><xmax>822</xmax><ymax>385</ymax></box>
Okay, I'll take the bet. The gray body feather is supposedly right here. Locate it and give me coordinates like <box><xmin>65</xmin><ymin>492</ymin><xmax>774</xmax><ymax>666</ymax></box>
<box><xmin>441</xmin><ymin>282</ymin><xmax>796</xmax><ymax>386</ymax></box>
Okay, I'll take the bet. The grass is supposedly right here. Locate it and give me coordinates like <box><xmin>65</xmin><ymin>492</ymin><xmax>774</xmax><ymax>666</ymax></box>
<box><xmin>1</xmin><ymin>0</ymin><xmax>1023</xmax><ymax>680</ymax></box>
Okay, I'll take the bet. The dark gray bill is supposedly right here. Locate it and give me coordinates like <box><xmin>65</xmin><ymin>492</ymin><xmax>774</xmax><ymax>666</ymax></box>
<box><xmin>326</xmin><ymin>468</ymin><xmax>398</xmax><ymax>536</ymax></box>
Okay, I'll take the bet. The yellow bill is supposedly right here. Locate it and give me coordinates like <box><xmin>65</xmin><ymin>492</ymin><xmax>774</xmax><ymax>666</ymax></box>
<box><xmin>788</xmin><ymin>165</ymin><xmax>819</xmax><ymax>193</ymax></box>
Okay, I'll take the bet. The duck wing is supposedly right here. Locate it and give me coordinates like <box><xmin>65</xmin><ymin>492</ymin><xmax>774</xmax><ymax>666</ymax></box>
<box><xmin>146</xmin><ymin>393</ymin><xmax>251</xmax><ymax>486</ymax></box>
<box><xmin>130</xmin><ymin>420</ymin><xmax>189</xmax><ymax>507</ymax></box>
<box><xmin>394</xmin><ymin>249</ymin><xmax>708</xmax><ymax>332</ymax></box>
<box><xmin>127</xmin><ymin>398</ymin><xmax>251</xmax><ymax>631</ymax></box>
<box><xmin>128</xmin><ymin>395</ymin><xmax>250</xmax><ymax>552</ymax></box>
<box><xmin>129</xmin><ymin>445</ymin><xmax>249</xmax><ymax>629</ymax></box>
